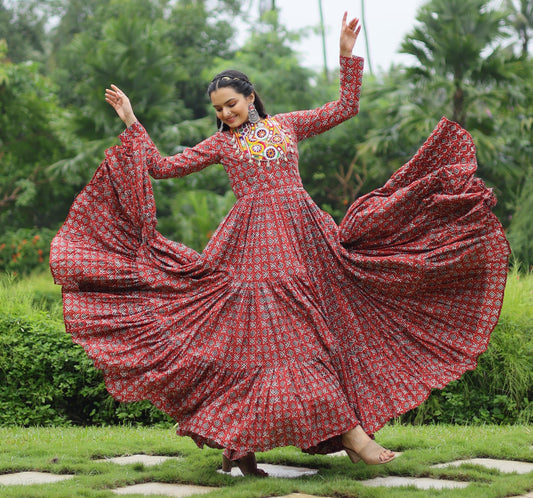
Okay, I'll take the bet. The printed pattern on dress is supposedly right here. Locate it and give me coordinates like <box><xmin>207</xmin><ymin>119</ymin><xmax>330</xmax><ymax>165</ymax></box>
<box><xmin>50</xmin><ymin>54</ymin><xmax>510</xmax><ymax>460</ymax></box>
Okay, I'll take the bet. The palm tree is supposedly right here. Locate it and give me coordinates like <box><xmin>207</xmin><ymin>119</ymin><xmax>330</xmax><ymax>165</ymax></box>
<box><xmin>505</xmin><ymin>0</ymin><xmax>533</xmax><ymax>57</ymax></box>
<box><xmin>400</xmin><ymin>0</ymin><xmax>509</xmax><ymax>126</ymax></box>
<box><xmin>318</xmin><ymin>0</ymin><xmax>329</xmax><ymax>80</ymax></box>
<box><xmin>359</xmin><ymin>0</ymin><xmax>528</xmax><ymax>234</ymax></box>
<box><xmin>360</xmin><ymin>0</ymin><xmax>373</xmax><ymax>74</ymax></box>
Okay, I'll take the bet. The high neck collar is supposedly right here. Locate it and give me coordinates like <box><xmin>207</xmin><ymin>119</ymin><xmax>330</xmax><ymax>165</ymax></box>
<box><xmin>231</xmin><ymin>116</ymin><xmax>270</xmax><ymax>134</ymax></box>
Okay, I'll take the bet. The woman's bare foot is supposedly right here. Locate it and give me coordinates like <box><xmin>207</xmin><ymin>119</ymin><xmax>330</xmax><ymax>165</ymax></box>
<box><xmin>342</xmin><ymin>425</ymin><xmax>396</xmax><ymax>465</ymax></box>
<box><xmin>222</xmin><ymin>453</ymin><xmax>268</xmax><ymax>477</ymax></box>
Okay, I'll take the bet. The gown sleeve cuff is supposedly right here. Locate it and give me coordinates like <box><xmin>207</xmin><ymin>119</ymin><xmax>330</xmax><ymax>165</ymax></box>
<box><xmin>119</xmin><ymin>121</ymin><xmax>145</xmax><ymax>146</ymax></box>
<box><xmin>340</xmin><ymin>54</ymin><xmax>364</xmax><ymax>68</ymax></box>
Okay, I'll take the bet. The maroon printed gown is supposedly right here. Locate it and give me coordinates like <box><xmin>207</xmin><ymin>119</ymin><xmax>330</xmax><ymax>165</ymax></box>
<box><xmin>50</xmin><ymin>56</ymin><xmax>510</xmax><ymax>459</ymax></box>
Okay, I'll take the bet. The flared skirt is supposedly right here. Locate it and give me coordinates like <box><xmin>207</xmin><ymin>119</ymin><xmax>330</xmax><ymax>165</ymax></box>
<box><xmin>50</xmin><ymin>117</ymin><xmax>510</xmax><ymax>458</ymax></box>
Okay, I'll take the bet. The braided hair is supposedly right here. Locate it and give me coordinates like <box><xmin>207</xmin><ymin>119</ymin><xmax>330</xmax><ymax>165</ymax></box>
<box><xmin>207</xmin><ymin>70</ymin><xmax>267</xmax><ymax>132</ymax></box>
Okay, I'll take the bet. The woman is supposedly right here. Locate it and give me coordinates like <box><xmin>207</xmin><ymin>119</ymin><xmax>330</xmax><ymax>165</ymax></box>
<box><xmin>50</xmin><ymin>12</ymin><xmax>510</xmax><ymax>476</ymax></box>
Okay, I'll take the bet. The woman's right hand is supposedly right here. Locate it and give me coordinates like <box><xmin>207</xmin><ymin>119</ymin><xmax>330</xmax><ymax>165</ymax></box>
<box><xmin>105</xmin><ymin>84</ymin><xmax>138</xmax><ymax>127</ymax></box>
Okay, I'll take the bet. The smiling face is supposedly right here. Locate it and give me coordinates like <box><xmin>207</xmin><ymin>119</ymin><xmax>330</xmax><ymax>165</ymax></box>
<box><xmin>210</xmin><ymin>87</ymin><xmax>255</xmax><ymax>129</ymax></box>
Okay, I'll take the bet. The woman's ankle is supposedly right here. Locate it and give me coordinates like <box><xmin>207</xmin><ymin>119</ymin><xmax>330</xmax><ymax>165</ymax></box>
<box><xmin>342</xmin><ymin>425</ymin><xmax>372</xmax><ymax>453</ymax></box>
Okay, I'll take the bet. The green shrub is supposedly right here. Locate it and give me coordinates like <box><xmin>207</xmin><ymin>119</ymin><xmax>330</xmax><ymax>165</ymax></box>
<box><xmin>0</xmin><ymin>274</ymin><xmax>172</xmax><ymax>426</ymax></box>
<box><xmin>1</xmin><ymin>268</ymin><xmax>532</xmax><ymax>427</ymax></box>
<box><xmin>508</xmin><ymin>167</ymin><xmax>533</xmax><ymax>271</ymax></box>
<box><xmin>0</xmin><ymin>228</ymin><xmax>55</xmax><ymax>276</ymax></box>
<box><xmin>401</xmin><ymin>268</ymin><xmax>533</xmax><ymax>425</ymax></box>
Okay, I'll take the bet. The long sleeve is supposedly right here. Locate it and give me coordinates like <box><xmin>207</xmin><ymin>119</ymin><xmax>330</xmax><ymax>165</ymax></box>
<box><xmin>277</xmin><ymin>55</ymin><xmax>364</xmax><ymax>142</ymax></box>
<box><xmin>119</xmin><ymin>121</ymin><xmax>224</xmax><ymax>179</ymax></box>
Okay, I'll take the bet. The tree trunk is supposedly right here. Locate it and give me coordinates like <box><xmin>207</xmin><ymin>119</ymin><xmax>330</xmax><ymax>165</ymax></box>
<box><xmin>453</xmin><ymin>84</ymin><xmax>466</xmax><ymax>126</ymax></box>
<box><xmin>521</xmin><ymin>29</ymin><xmax>529</xmax><ymax>57</ymax></box>
<box><xmin>318</xmin><ymin>0</ymin><xmax>329</xmax><ymax>81</ymax></box>
<box><xmin>361</xmin><ymin>0</ymin><xmax>373</xmax><ymax>74</ymax></box>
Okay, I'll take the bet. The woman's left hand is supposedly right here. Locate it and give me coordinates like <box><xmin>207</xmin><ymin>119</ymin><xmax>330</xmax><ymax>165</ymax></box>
<box><xmin>340</xmin><ymin>12</ymin><xmax>361</xmax><ymax>58</ymax></box>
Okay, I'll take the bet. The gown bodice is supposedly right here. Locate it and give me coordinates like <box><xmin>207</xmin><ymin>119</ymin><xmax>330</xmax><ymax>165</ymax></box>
<box><xmin>119</xmin><ymin>56</ymin><xmax>364</xmax><ymax>200</ymax></box>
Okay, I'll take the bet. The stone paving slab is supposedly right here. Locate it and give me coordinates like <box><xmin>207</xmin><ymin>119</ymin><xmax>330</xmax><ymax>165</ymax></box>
<box><xmin>325</xmin><ymin>450</ymin><xmax>347</xmax><ymax>457</ymax></box>
<box><xmin>218</xmin><ymin>463</ymin><xmax>318</xmax><ymax>478</ymax></box>
<box><xmin>112</xmin><ymin>483</ymin><xmax>217</xmax><ymax>496</ymax></box>
<box><xmin>278</xmin><ymin>494</ymin><xmax>332</xmax><ymax>498</ymax></box>
<box><xmin>96</xmin><ymin>455</ymin><xmax>180</xmax><ymax>466</ymax></box>
<box><xmin>433</xmin><ymin>458</ymin><xmax>533</xmax><ymax>474</ymax></box>
<box><xmin>326</xmin><ymin>449</ymin><xmax>404</xmax><ymax>460</ymax></box>
<box><xmin>0</xmin><ymin>471</ymin><xmax>74</xmax><ymax>486</ymax></box>
<box><xmin>359</xmin><ymin>476</ymin><xmax>469</xmax><ymax>490</ymax></box>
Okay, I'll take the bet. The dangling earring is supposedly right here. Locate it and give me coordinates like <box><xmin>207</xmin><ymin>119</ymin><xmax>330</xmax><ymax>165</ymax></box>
<box><xmin>248</xmin><ymin>102</ymin><xmax>260</xmax><ymax>124</ymax></box>
<box><xmin>218</xmin><ymin>120</ymin><xmax>224</xmax><ymax>132</ymax></box>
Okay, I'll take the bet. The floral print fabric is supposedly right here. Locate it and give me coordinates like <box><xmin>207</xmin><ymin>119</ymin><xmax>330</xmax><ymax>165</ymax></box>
<box><xmin>50</xmin><ymin>56</ymin><xmax>510</xmax><ymax>459</ymax></box>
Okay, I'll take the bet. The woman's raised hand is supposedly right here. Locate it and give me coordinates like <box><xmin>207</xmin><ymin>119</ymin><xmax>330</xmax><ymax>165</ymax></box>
<box><xmin>105</xmin><ymin>84</ymin><xmax>138</xmax><ymax>127</ymax></box>
<box><xmin>340</xmin><ymin>12</ymin><xmax>361</xmax><ymax>58</ymax></box>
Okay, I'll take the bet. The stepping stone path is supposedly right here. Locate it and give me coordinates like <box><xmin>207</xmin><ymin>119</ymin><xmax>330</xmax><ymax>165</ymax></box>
<box><xmin>103</xmin><ymin>455</ymin><xmax>212</xmax><ymax>496</ymax></box>
<box><xmin>96</xmin><ymin>454</ymin><xmax>180</xmax><ymax>466</ymax></box>
<box><xmin>1</xmin><ymin>452</ymin><xmax>532</xmax><ymax>496</ymax></box>
<box><xmin>359</xmin><ymin>476</ymin><xmax>469</xmax><ymax>490</ymax></box>
<box><xmin>433</xmin><ymin>458</ymin><xmax>533</xmax><ymax>474</ymax></box>
<box><xmin>280</xmin><ymin>495</ymin><xmax>331</xmax><ymax>498</ymax></box>
<box><xmin>357</xmin><ymin>456</ymin><xmax>533</xmax><ymax>492</ymax></box>
<box><xmin>218</xmin><ymin>462</ymin><xmax>318</xmax><ymax>478</ymax></box>
<box><xmin>0</xmin><ymin>471</ymin><xmax>74</xmax><ymax>486</ymax></box>
<box><xmin>112</xmin><ymin>482</ymin><xmax>216</xmax><ymax>496</ymax></box>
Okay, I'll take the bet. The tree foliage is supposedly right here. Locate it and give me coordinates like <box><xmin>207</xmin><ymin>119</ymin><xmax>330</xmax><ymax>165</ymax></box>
<box><xmin>505</xmin><ymin>0</ymin><xmax>533</xmax><ymax>57</ymax></box>
<box><xmin>0</xmin><ymin>0</ymin><xmax>531</xmax><ymax>267</ymax></box>
<box><xmin>206</xmin><ymin>9</ymin><xmax>317</xmax><ymax>115</ymax></box>
<box><xmin>0</xmin><ymin>0</ymin><xmax>48</xmax><ymax>63</ymax></box>
<box><xmin>0</xmin><ymin>41</ymin><xmax>72</xmax><ymax>234</ymax></box>
<box><xmin>53</xmin><ymin>0</ymin><xmax>189</xmax><ymax>140</ymax></box>
<box><xmin>400</xmin><ymin>0</ymin><xmax>511</xmax><ymax>126</ymax></box>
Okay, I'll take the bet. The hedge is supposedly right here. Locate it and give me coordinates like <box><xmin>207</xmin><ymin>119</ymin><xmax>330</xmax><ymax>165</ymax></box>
<box><xmin>0</xmin><ymin>270</ymin><xmax>531</xmax><ymax>426</ymax></box>
<box><xmin>0</xmin><ymin>274</ymin><xmax>172</xmax><ymax>426</ymax></box>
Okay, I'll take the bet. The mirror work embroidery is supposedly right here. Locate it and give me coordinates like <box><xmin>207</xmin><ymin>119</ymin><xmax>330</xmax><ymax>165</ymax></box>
<box><xmin>233</xmin><ymin>118</ymin><xmax>290</xmax><ymax>161</ymax></box>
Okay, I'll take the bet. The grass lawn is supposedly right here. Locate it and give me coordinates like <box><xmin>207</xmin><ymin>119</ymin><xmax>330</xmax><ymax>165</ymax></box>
<box><xmin>0</xmin><ymin>424</ymin><xmax>532</xmax><ymax>497</ymax></box>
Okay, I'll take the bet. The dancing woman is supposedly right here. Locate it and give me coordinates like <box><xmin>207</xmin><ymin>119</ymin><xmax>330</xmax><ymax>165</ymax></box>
<box><xmin>50</xmin><ymin>12</ymin><xmax>510</xmax><ymax>475</ymax></box>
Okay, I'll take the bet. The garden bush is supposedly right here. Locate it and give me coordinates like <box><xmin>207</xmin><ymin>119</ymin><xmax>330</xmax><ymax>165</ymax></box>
<box><xmin>0</xmin><ymin>228</ymin><xmax>55</xmax><ymax>276</ymax></box>
<box><xmin>0</xmin><ymin>274</ymin><xmax>172</xmax><ymax>426</ymax></box>
<box><xmin>0</xmin><ymin>269</ymin><xmax>531</xmax><ymax>427</ymax></box>
<box><xmin>401</xmin><ymin>268</ymin><xmax>533</xmax><ymax>425</ymax></box>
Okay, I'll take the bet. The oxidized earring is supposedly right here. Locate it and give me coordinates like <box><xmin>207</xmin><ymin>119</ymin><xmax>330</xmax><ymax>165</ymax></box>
<box><xmin>218</xmin><ymin>120</ymin><xmax>224</xmax><ymax>132</ymax></box>
<box><xmin>248</xmin><ymin>102</ymin><xmax>260</xmax><ymax>124</ymax></box>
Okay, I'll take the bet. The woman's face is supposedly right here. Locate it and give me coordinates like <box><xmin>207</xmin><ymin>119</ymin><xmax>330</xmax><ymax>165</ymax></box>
<box><xmin>210</xmin><ymin>87</ymin><xmax>254</xmax><ymax>129</ymax></box>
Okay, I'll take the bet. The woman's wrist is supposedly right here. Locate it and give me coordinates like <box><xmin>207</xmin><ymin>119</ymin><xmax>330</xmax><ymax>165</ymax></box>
<box><xmin>340</xmin><ymin>50</ymin><xmax>353</xmax><ymax>58</ymax></box>
<box><xmin>124</xmin><ymin>114</ymin><xmax>138</xmax><ymax>128</ymax></box>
